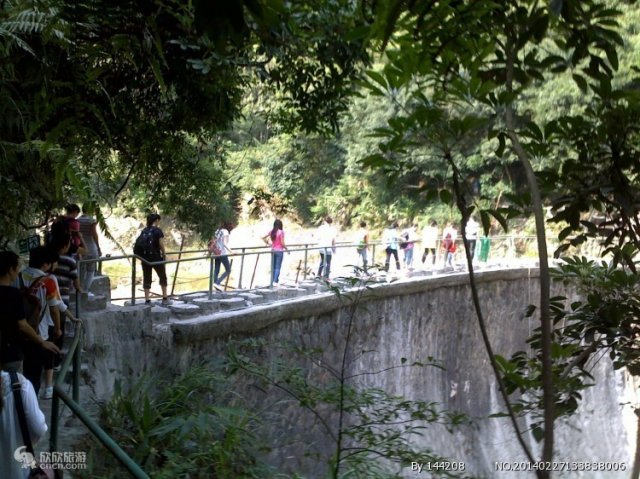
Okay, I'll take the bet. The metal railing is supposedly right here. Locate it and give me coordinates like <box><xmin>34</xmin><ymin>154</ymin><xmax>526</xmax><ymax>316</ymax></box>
<box><xmin>49</xmin><ymin>318</ymin><xmax>149</xmax><ymax>478</ymax></box>
<box><xmin>77</xmin><ymin>234</ymin><xmax>547</xmax><ymax>304</ymax></box>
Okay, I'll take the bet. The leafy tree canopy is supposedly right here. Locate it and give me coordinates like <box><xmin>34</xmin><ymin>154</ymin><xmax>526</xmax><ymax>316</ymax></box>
<box><xmin>1</xmin><ymin>0</ymin><xmax>371</xmax><ymax>245</ymax></box>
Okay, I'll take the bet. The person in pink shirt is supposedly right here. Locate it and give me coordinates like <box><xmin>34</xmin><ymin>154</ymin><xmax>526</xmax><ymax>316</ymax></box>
<box><xmin>262</xmin><ymin>219</ymin><xmax>288</xmax><ymax>285</ymax></box>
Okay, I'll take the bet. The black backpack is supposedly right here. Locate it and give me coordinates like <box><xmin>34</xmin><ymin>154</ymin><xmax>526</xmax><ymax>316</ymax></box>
<box><xmin>133</xmin><ymin>227</ymin><xmax>157</xmax><ymax>256</ymax></box>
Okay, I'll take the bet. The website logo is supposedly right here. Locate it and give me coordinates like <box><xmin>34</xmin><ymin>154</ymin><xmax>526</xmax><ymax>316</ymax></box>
<box><xmin>14</xmin><ymin>446</ymin><xmax>36</xmax><ymax>469</ymax></box>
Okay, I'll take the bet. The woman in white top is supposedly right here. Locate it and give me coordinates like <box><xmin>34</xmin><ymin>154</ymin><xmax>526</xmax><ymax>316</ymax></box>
<box><xmin>213</xmin><ymin>223</ymin><xmax>234</xmax><ymax>286</ymax></box>
<box><xmin>0</xmin><ymin>369</ymin><xmax>48</xmax><ymax>479</ymax></box>
<box><xmin>77</xmin><ymin>204</ymin><xmax>101</xmax><ymax>294</ymax></box>
<box><xmin>421</xmin><ymin>220</ymin><xmax>439</xmax><ymax>265</ymax></box>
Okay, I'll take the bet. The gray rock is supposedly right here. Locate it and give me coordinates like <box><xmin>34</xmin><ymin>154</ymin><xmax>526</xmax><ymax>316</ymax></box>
<box><xmin>297</xmin><ymin>282</ymin><xmax>318</xmax><ymax>293</ymax></box>
<box><xmin>219</xmin><ymin>297</ymin><xmax>246</xmax><ymax>311</ymax></box>
<box><xmin>150</xmin><ymin>305</ymin><xmax>171</xmax><ymax>323</ymax></box>
<box><xmin>192</xmin><ymin>298</ymin><xmax>221</xmax><ymax>313</ymax></box>
<box><xmin>88</xmin><ymin>274</ymin><xmax>111</xmax><ymax>300</ymax></box>
<box><xmin>179</xmin><ymin>292</ymin><xmax>209</xmax><ymax>302</ymax></box>
<box><xmin>255</xmin><ymin>289</ymin><xmax>279</xmax><ymax>302</ymax></box>
<box><xmin>80</xmin><ymin>294</ymin><xmax>107</xmax><ymax>312</ymax></box>
<box><xmin>237</xmin><ymin>293</ymin><xmax>265</xmax><ymax>305</ymax></box>
<box><xmin>168</xmin><ymin>303</ymin><xmax>201</xmax><ymax>318</ymax></box>
<box><xmin>277</xmin><ymin>287</ymin><xmax>307</xmax><ymax>299</ymax></box>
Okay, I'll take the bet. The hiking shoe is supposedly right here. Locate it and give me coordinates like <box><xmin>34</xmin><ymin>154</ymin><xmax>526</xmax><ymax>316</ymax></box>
<box><xmin>41</xmin><ymin>387</ymin><xmax>53</xmax><ymax>400</ymax></box>
<box><xmin>161</xmin><ymin>298</ymin><xmax>173</xmax><ymax>306</ymax></box>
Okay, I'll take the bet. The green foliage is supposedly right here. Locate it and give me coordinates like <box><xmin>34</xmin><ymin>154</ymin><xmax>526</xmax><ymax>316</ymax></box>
<box><xmin>1</xmin><ymin>0</ymin><xmax>372</xmax><ymax>245</ymax></box>
<box><xmin>553</xmin><ymin>256</ymin><xmax>640</xmax><ymax>376</ymax></box>
<box><xmin>538</xmin><ymin>88</ymin><xmax>640</xmax><ymax>267</ymax></box>
<box><xmin>496</xmin><ymin>253</ymin><xmax>640</xmax><ymax>441</ymax></box>
<box><xmin>357</xmin><ymin>0</ymin><xmax>640</xmax><ymax>469</ymax></box>
<box><xmin>86</xmin><ymin>365</ymin><xmax>273</xmax><ymax>478</ymax></box>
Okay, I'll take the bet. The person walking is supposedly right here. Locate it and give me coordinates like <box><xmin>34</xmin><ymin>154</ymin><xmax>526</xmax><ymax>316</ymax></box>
<box><xmin>442</xmin><ymin>222</ymin><xmax>458</xmax><ymax>267</ymax></box>
<box><xmin>134</xmin><ymin>213</ymin><xmax>172</xmax><ymax>306</ymax></box>
<box><xmin>212</xmin><ymin>223</ymin><xmax>234</xmax><ymax>287</ymax></box>
<box><xmin>382</xmin><ymin>221</ymin><xmax>401</xmax><ymax>273</ymax></box>
<box><xmin>355</xmin><ymin>221</ymin><xmax>369</xmax><ymax>273</ymax></box>
<box><xmin>77</xmin><ymin>204</ymin><xmax>101</xmax><ymax>295</ymax></box>
<box><xmin>19</xmin><ymin>246</ymin><xmax>64</xmax><ymax>398</ymax></box>
<box><xmin>421</xmin><ymin>220</ymin><xmax>439</xmax><ymax>266</ymax></box>
<box><xmin>465</xmin><ymin>216</ymin><xmax>480</xmax><ymax>259</ymax></box>
<box><xmin>0</xmin><ymin>251</ymin><xmax>59</xmax><ymax>375</ymax></box>
<box><xmin>0</xmin><ymin>363</ymin><xmax>48</xmax><ymax>479</ymax></box>
<box><xmin>401</xmin><ymin>224</ymin><xmax>418</xmax><ymax>270</ymax></box>
<box><xmin>316</xmin><ymin>216</ymin><xmax>337</xmax><ymax>279</ymax></box>
<box><xmin>262</xmin><ymin>219</ymin><xmax>288</xmax><ymax>286</ymax></box>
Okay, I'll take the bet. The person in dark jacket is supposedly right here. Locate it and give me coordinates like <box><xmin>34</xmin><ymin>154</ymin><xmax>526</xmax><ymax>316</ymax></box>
<box><xmin>138</xmin><ymin>214</ymin><xmax>172</xmax><ymax>306</ymax></box>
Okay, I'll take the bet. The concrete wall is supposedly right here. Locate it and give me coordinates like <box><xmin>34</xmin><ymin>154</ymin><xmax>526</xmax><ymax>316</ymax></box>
<box><xmin>83</xmin><ymin>268</ymin><xmax>638</xmax><ymax>478</ymax></box>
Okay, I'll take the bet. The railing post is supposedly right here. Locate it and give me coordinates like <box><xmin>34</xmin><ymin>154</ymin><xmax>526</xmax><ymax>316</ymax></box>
<box><xmin>50</xmin><ymin>390</ymin><xmax>60</xmax><ymax>452</ymax></box>
<box><xmin>76</xmin><ymin>261</ymin><xmax>82</xmax><ymax>319</ymax></box>
<box><xmin>303</xmin><ymin>244</ymin><xmax>309</xmax><ymax>280</ymax></box>
<box><xmin>131</xmin><ymin>256</ymin><xmax>136</xmax><ymax>305</ymax></box>
<box><xmin>208</xmin><ymin>256</ymin><xmax>214</xmax><ymax>299</ymax></box>
<box><xmin>269</xmin><ymin>251</ymin><xmax>274</xmax><ymax>288</ymax></box>
<box><xmin>372</xmin><ymin>243</ymin><xmax>376</xmax><ymax>268</ymax></box>
<box><xmin>238</xmin><ymin>248</ymin><xmax>245</xmax><ymax>289</ymax></box>
<box><xmin>73</xmin><ymin>330</ymin><xmax>81</xmax><ymax>402</ymax></box>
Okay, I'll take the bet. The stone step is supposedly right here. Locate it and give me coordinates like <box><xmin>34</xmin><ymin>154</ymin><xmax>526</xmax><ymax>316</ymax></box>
<box><xmin>237</xmin><ymin>293</ymin><xmax>265</xmax><ymax>305</ymax></box>
<box><xmin>254</xmin><ymin>289</ymin><xmax>280</xmax><ymax>302</ymax></box>
<box><xmin>179</xmin><ymin>292</ymin><xmax>209</xmax><ymax>303</ymax></box>
<box><xmin>297</xmin><ymin>281</ymin><xmax>319</xmax><ymax>293</ymax></box>
<box><xmin>151</xmin><ymin>305</ymin><xmax>171</xmax><ymax>323</ymax></box>
<box><xmin>277</xmin><ymin>287</ymin><xmax>307</xmax><ymax>299</ymax></box>
<box><xmin>79</xmin><ymin>293</ymin><xmax>108</xmax><ymax>312</ymax></box>
<box><xmin>219</xmin><ymin>297</ymin><xmax>246</xmax><ymax>311</ymax></box>
<box><xmin>192</xmin><ymin>298</ymin><xmax>221</xmax><ymax>313</ymax></box>
<box><xmin>168</xmin><ymin>302</ymin><xmax>201</xmax><ymax>318</ymax></box>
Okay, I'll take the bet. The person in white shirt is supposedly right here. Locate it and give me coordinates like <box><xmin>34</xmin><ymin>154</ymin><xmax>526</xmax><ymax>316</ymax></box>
<box><xmin>77</xmin><ymin>204</ymin><xmax>101</xmax><ymax>295</ymax></box>
<box><xmin>465</xmin><ymin>217</ymin><xmax>480</xmax><ymax>259</ymax></box>
<box><xmin>213</xmin><ymin>223</ymin><xmax>234</xmax><ymax>286</ymax></box>
<box><xmin>421</xmin><ymin>220</ymin><xmax>439</xmax><ymax>265</ymax></box>
<box><xmin>316</xmin><ymin>217</ymin><xmax>337</xmax><ymax>279</ymax></box>
<box><xmin>0</xmin><ymin>367</ymin><xmax>48</xmax><ymax>479</ymax></box>
<box><xmin>20</xmin><ymin>246</ymin><xmax>64</xmax><ymax>399</ymax></box>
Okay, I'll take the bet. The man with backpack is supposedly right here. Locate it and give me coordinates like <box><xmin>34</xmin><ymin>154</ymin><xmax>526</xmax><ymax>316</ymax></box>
<box><xmin>18</xmin><ymin>246</ymin><xmax>64</xmax><ymax>398</ymax></box>
<box><xmin>134</xmin><ymin>213</ymin><xmax>172</xmax><ymax>306</ymax></box>
<box><xmin>0</xmin><ymin>251</ymin><xmax>60</xmax><ymax>374</ymax></box>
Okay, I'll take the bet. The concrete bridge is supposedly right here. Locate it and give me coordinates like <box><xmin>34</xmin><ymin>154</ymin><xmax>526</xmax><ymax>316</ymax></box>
<box><xmin>67</xmin><ymin>263</ymin><xmax>636</xmax><ymax>478</ymax></box>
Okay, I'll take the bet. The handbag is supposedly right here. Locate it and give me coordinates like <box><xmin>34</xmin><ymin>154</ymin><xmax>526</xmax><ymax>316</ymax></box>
<box><xmin>9</xmin><ymin>372</ymin><xmax>58</xmax><ymax>479</ymax></box>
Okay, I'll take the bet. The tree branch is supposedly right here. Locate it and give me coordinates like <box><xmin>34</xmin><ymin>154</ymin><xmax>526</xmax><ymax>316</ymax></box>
<box><xmin>504</xmin><ymin>33</ymin><xmax>554</xmax><ymax>472</ymax></box>
<box><xmin>114</xmin><ymin>158</ymin><xmax>139</xmax><ymax>198</ymax></box>
<box><xmin>445</xmin><ymin>150</ymin><xmax>536</xmax><ymax>465</ymax></box>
